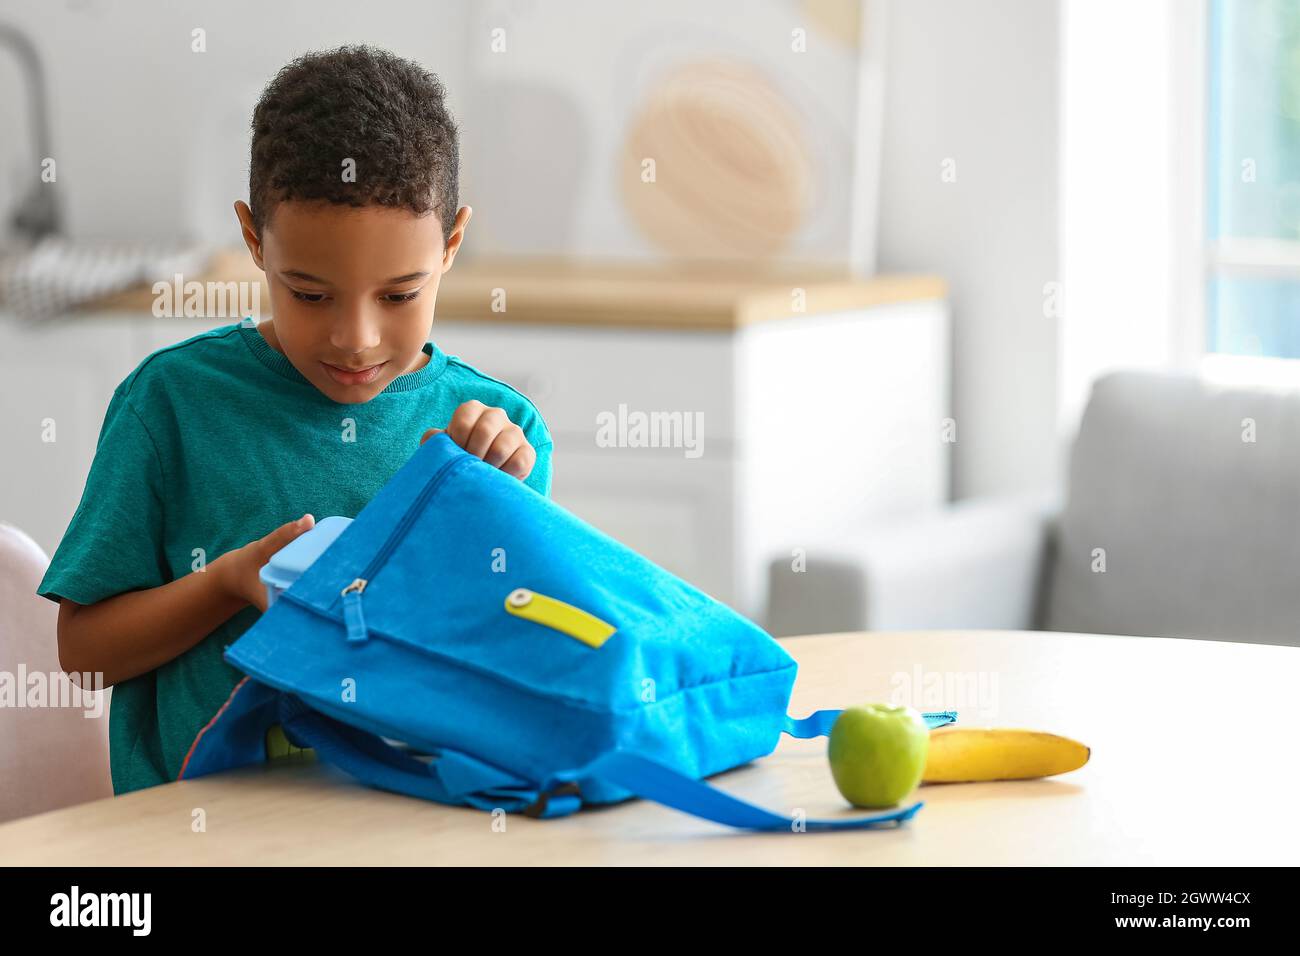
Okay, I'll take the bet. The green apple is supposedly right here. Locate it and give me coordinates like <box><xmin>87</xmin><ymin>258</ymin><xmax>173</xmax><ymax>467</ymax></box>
<box><xmin>828</xmin><ymin>704</ymin><xmax>929</xmax><ymax>809</ymax></box>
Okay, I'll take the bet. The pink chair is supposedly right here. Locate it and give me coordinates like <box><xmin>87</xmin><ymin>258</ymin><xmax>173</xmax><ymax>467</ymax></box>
<box><xmin>0</xmin><ymin>523</ymin><xmax>112</xmax><ymax>823</ymax></box>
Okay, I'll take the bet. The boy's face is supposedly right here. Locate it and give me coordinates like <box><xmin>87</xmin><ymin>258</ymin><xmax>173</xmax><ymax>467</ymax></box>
<box><xmin>235</xmin><ymin>199</ymin><xmax>470</xmax><ymax>404</ymax></box>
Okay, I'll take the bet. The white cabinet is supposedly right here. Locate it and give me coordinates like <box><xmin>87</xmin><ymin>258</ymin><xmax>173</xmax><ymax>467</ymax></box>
<box><xmin>432</xmin><ymin>297</ymin><xmax>950</xmax><ymax>622</ymax></box>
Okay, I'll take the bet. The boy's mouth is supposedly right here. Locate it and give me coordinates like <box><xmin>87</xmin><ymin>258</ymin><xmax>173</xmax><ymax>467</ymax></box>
<box><xmin>321</xmin><ymin>360</ymin><xmax>387</xmax><ymax>386</ymax></box>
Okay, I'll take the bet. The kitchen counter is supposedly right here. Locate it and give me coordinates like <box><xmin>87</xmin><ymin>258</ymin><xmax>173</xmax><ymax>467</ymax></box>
<box><xmin>78</xmin><ymin>248</ymin><xmax>947</xmax><ymax>329</ymax></box>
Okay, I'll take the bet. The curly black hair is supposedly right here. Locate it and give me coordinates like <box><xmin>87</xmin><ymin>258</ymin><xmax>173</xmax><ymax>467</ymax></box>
<box><xmin>248</xmin><ymin>45</ymin><xmax>460</xmax><ymax>245</ymax></box>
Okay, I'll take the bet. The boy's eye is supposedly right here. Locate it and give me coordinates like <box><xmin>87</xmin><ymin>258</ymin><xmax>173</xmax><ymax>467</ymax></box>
<box><xmin>287</xmin><ymin>288</ymin><xmax>421</xmax><ymax>304</ymax></box>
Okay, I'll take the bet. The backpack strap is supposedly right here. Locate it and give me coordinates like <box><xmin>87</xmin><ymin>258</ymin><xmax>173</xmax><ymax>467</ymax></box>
<box><xmin>533</xmin><ymin>711</ymin><xmax>960</xmax><ymax>832</ymax></box>
<box><xmin>278</xmin><ymin>698</ymin><xmax>961</xmax><ymax>832</ymax></box>
<box><xmin>554</xmin><ymin>749</ymin><xmax>922</xmax><ymax>832</ymax></box>
<box><xmin>783</xmin><ymin>709</ymin><xmax>959</xmax><ymax>739</ymax></box>
<box><xmin>276</xmin><ymin>696</ymin><xmax>563</xmax><ymax>815</ymax></box>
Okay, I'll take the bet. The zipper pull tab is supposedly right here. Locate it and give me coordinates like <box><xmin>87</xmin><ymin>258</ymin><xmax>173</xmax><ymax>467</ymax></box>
<box><xmin>341</xmin><ymin>578</ymin><xmax>369</xmax><ymax>643</ymax></box>
<box><xmin>504</xmin><ymin>587</ymin><xmax>617</xmax><ymax>649</ymax></box>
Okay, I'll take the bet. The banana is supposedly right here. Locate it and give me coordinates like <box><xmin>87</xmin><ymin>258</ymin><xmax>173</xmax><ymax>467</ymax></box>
<box><xmin>922</xmin><ymin>727</ymin><xmax>1090</xmax><ymax>783</ymax></box>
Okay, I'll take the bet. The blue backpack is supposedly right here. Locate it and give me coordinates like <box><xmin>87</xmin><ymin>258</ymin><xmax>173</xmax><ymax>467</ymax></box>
<box><xmin>180</xmin><ymin>434</ymin><xmax>956</xmax><ymax>831</ymax></box>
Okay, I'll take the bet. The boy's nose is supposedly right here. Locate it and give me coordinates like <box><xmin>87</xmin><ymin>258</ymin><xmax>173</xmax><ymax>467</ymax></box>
<box><xmin>329</xmin><ymin>308</ymin><xmax>383</xmax><ymax>354</ymax></box>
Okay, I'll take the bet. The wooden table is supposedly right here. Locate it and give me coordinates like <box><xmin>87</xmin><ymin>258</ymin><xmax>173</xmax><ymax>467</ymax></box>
<box><xmin>2</xmin><ymin>630</ymin><xmax>1296</xmax><ymax>865</ymax></box>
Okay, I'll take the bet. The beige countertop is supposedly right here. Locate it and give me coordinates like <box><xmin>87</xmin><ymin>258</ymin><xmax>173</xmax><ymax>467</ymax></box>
<box><xmin>81</xmin><ymin>249</ymin><xmax>947</xmax><ymax>330</ymax></box>
<box><xmin>1</xmin><ymin>629</ymin><xmax>1294</xmax><ymax>866</ymax></box>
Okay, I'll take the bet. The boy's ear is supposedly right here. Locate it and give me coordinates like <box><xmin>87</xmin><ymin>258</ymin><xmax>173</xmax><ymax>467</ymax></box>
<box><xmin>234</xmin><ymin>201</ymin><xmax>266</xmax><ymax>270</ymax></box>
<box><xmin>441</xmin><ymin>205</ymin><xmax>472</xmax><ymax>273</ymax></box>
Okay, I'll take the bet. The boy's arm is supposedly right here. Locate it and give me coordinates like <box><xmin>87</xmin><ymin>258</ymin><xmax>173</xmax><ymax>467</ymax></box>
<box><xmin>57</xmin><ymin>515</ymin><xmax>315</xmax><ymax>688</ymax></box>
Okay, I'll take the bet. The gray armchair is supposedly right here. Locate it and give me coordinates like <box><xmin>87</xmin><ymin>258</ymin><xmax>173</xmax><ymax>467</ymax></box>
<box><xmin>766</xmin><ymin>370</ymin><xmax>1300</xmax><ymax>647</ymax></box>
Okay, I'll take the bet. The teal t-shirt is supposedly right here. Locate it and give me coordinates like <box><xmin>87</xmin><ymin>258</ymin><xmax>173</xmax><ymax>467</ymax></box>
<box><xmin>37</xmin><ymin>321</ymin><xmax>553</xmax><ymax>795</ymax></box>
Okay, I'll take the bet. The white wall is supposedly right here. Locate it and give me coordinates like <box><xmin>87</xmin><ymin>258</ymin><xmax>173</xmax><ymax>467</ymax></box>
<box><xmin>875</xmin><ymin>0</ymin><xmax>1062</xmax><ymax>499</ymax></box>
<box><xmin>0</xmin><ymin>0</ymin><xmax>471</xmax><ymax>246</ymax></box>
<box><xmin>0</xmin><ymin>0</ymin><xmax>865</xmax><ymax>262</ymax></box>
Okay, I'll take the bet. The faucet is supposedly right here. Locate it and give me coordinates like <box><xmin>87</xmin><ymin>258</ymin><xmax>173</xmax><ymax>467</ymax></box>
<box><xmin>0</xmin><ymin>21</ymin><xmax>61</xmax><ymax>243</ymax></box>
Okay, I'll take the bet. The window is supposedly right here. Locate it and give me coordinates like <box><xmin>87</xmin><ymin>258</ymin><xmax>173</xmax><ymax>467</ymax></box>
<box><xmin>1205</xmin><ymin>0</ymin><xmax>1300</xmax><ymax>359</ymax></box>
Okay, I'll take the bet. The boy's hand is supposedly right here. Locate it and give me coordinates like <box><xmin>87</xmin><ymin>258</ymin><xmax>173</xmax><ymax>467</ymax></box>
<box><xmin>213</xmin><ymin>514</ymin><xmax>316</xmax><ymax>612</ymax></box>
<box><xmin>421</xmin><ymin>400</ymin><xmax>536</xmax><ymax>480</ymax></box>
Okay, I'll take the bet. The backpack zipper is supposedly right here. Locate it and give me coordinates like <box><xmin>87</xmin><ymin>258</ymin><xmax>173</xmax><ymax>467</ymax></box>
<box><xmin>338</xmin><ymin>452</ymin><xmax>474</xmax><ymax>643</ymax></box>
<box><xmin>341</xmin><ymin>577</ymin><xmax>369</xmax><ymax>643</ymax></box>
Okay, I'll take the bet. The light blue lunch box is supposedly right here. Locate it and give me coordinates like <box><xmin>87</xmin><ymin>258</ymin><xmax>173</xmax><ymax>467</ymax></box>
<box><xmin>259</xmin><ymin>515</ymin><xmax>354</xmax><ymax>606</ymax></box>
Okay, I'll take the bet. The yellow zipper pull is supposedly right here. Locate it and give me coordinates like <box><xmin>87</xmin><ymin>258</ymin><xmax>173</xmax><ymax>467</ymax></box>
<box><xmin>504</xmin><ymin>588</ymin><xmax>616</xmax><ymax>649</ymax></box>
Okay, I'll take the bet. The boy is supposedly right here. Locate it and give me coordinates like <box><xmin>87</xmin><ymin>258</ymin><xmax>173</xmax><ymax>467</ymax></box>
<box><xmin>37</xmin><ymin>46</ymin><xmax>552</xmax><ymax>795</ymax></box>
